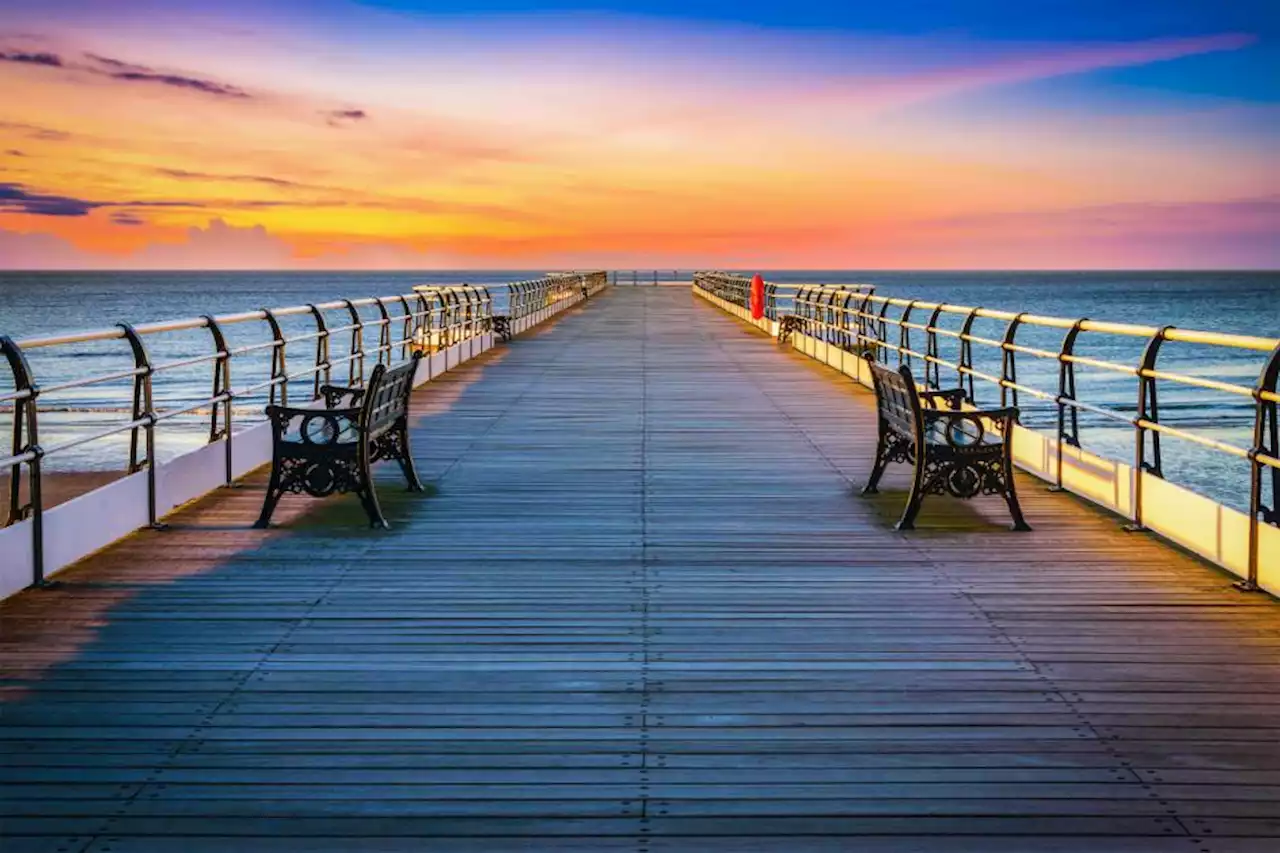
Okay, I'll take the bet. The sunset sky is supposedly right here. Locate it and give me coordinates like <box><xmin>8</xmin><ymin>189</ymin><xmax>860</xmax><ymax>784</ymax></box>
<box><xmin>1</xmin><ymin>0</ymin><xmax>1277</xmax><ymax>269</ymax></box>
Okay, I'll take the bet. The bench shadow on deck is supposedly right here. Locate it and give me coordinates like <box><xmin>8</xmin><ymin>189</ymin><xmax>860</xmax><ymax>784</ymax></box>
<box><xmin>3</xmin><ymin>287</ymin><xmax>1280</xmax><ymax>853</ymax></box>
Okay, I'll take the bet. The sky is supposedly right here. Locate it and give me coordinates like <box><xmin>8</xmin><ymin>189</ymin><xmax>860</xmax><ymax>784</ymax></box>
<box><xmin>0</xmin><ymin>0</ymin><xmax>1277</xmax><ymax>269</ymax></box>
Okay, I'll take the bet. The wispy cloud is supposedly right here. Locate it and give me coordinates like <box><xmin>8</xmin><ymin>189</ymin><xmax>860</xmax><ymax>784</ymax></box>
<box><xmin>0</xmin><ymin>181</ymin><xmax>298</xmax><ymax>217</ymax></box>
<box><xmin>0</xmin><ymin>120</ymin><xmax>70</xmax><ymax>141</ymax></box>
<box><xmin>324</xmin><ymin>108</ymin><xmax>368</xmax><ymax>127</ymax></box>
<box><xmin>926</xmin><ymin>195</ymin><xmax>1280</xmax><ymax>235</ymax></box>
<box><xmin>0</xmin><ymin>47</ymin><xmax>251</xmax><ymax>99</ymax></box>
<box><xmin>0</xmin><ymin>182</ymin><xmax>100</xmax><ymax>216</ymax></box>
<box><xmin>154</xmin><ymin>168</ymin><xmax>303</xmax><ymax>188</ymax></box>
<box><xmin>0</xmin><ymin>50</ymin><xmax>62</xmax><ymax>67</ymax></box>
<box><xmin>85</xmin><ymin>53</ymin><xmax>250</xmax><ymax>98</ymax></box>
<box><xmin>806</xmin><ymin>33</ymin><xmax>1258</xmax><ymax>114</ymax></box>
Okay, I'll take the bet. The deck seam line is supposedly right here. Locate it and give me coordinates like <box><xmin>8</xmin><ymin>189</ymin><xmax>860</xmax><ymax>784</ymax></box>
<box><xmin>96</xmin><ymin>542</ymin><xmax>374</xmax><ymax>850</ymax></box>
<box><xmin>700</xmin><ymin>301</ymin><xmax>857</xmax><ymax>491</ymax></box>
<box><xmin>427</xmin><ymin>301</ymin><xmax>590</xmax><ymax>489</ymax></box>
<box><xmin>638</xmin><ymin>283</ymin><xmax>653</xmax><ymax>843</ymax></box>
<box><xmin>706</xmin><ymin>296</ymin><xmax>1201</xmax><ymax>843</ymax></box>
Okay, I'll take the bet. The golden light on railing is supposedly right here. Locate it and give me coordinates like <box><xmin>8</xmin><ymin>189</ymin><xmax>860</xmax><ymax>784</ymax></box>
<box><xmin>1</xmin><ymin>272</ymin><xmax>607</xmax><ymax>590</ymax></box>
<box><xmin>692</xmin><ymin>273</ymin><xmax>1280</xmax><ymax>595</ymax></box>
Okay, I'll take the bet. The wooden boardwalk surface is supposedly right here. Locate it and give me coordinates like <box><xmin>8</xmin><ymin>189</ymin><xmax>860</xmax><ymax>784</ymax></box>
<box><xmin>3</xmin><ymin>286</ymin><xmax>1280</xmax><ymax>852</ymax></box>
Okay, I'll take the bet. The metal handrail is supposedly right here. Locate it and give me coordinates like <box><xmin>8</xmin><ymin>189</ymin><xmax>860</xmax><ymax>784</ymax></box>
<box><xmin>730</xmin><ymin>280</ymin><xmax>1279</xmax><ymax>591</ymax></box>
<box><xmin>609</xmin><ymin>270</ymin><xmax>687</xmax><ymax>286</ymax></box>
<box><xmin>1</xmin><ymin>271</ymin><xmax>607</xmax><ymax>588</ymax></box>
<box><xmin>691</xmin><ymin>273</ymin><xmax>876</xmax><ymax>321</ymax></box>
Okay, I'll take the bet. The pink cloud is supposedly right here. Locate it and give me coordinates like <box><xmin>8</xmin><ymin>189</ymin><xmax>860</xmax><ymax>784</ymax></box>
<box><xmin>0</xmin><ymin>227</ymin><xmax>90</xmax><ymax>269</ymax></box>
<box><xmin>784</xmin><ymin>33</ymin><xmax>1259</xmax><ymax>117</ymax></box>
<box><xmin>0</xmin><ymin>219</ymin><xmax>453</xmax><ymax>270</ymax></box>
<box><xmin>925</xmin><ymin>195</ymin><xmax>1280</xmax><ymax>237</ymax></box>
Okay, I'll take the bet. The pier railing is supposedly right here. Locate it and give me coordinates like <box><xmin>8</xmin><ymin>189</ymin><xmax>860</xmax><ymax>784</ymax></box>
<box><xmin>0</xmin><ymin>272</ymin><xmax>606</xmax><ymax>597</ymax></box>
<box><xmin>610</xmin><ymin>270</ymin><xmax>688</xmax><ymax>286</ymax></box>
<box><xmin>693</xmin><ymin>274</ymin><xmax>1280</xmax><ymax>594</ymax></box>
<box><xmin>691</xmin><ymin>272</ymin><xmax>876</xmax><ymax>321</ymax></box>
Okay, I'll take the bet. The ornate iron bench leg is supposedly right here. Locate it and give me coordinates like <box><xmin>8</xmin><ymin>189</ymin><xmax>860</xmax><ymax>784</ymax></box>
<box><xmin>895</xmin><ymin>456</ymin><xmax>927</xmax><ymax>531</ymax></box>
<box><xmin>254</xmin><ymin>465</ymin><xmax>284</xmax><ymax>529</ymax></box>
<box><xmin>357</xmin><ymin>485</ymin><xmax>389</xmax><ymax>530</ymax></box>
<box><xmin>863</xmin><ymin>433</ymin><xmax>913</xmax><ymax>496</ymax></box>
<box><xmin>862</xmin><ymin>434</ymin><xmax>890</xmax><ymax>495</ymax></box>
<box><xmin>353</xmin><ymin>453</ymin><xmax>389</xmax><ymax>529</ymax></box>
<box><xmin>1002</xmin><ymin>449</ymin><xmax>1031</xmax><ymax>531</ymax></box>
<box><xmin>395</xmin><ymin>424</ymin><xmax>423</xmax><ymax>492</ymax></box>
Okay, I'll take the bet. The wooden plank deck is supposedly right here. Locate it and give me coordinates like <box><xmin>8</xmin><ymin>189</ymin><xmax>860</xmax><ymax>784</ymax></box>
<box><xmin>3</xmin><ymin>286</ymin><xmax>1280</xmax><ymax>852</ymax></box>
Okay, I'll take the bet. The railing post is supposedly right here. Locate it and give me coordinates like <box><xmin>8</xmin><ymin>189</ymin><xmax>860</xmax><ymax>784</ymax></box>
<box><xmin>1000</xmin><ymin>313</ymin><xmax>1026</xmax><ymax>409</ymax></box>
<box><xmin>924</xmin><ymin>306</ymin><xmax>944</xmax><ymax>389</ymax></box>
<box><xmin>841</xmin><ymin>293</ymin><xmax>858</xmax><ymax>352</ymax></box>
<box><xmin>958</xmin><ymin>308</ymin><xmax>981</xmax><ymax>402</ymax></box>
<box><xmin>1243</xmin><ymin>343</ymin><xmax>1280</xmax><ymax>591</ymax></box>
<box><xmin>1127</xmin><ymin>326</ymin><xmax>1170</xmax><ymax>532</ymax></box>
<box><xmin>307</xmin><ymin>304</ymin><xmax>330</xmax><ymax>399</ymax></box>
<box><xmin>261</xmin><ymin>308</ymin><xmax>288</xmax><ymax>407</ymax></box>
<box><xmin>118</xmin><ymin>324</ymin><xmax>164</xmax><ymax>530</ymax></box>
<box><xmin>856</xmin><ymin>292</ymin><xmax>875</xmax><ymax>359</ymax></box>
<box><xmin>460</xmin><ymin>288</ymin><xmax>473</xmax><ymax>343</ymax></box>
<box><xmin>396</xmin><ymin>297</ymin><xmax>413</xmax><ymax>360</ymax></box>
<box><xmin>899</xmin><ymin>300</ymin><xmax>918</xmax><ymax>370</ymax></box>
<box><xmin>202</xmin><ymin>315</ymin><xmax>233</xmax><ymax>486</ymax></box>
<box><xmin>340</xmin><ymin>299</ymin><xmax>364</xmax><ymax>385</ymax></box>
<box><xmin>1051</xmin><ymin>320</ymin><xmax>1086</xmax><ymax>492</ymax></box>
<box><xmin>875</xmin><ymin>302</ymin><xmax>891</xmax><ymax>365</ymax></box>
<box><xmin>467</xmin><ymin>287</ymin><xmax>480</xmax><ymax>338</ymax></box>
<box><xmin>1</xmin><ymin>335</ymin><xmax>45</xmax><ymax>586</ymax></box>
<box><xmin>824</xmin><ymin>288</ymin><xmax>839</xmax><ymax>344</ymax></box>
<box><xmin>445</xmin><ymin>290</ymin><xmax>460</xmax><ymax>345</ymax></box>
<box><xmin>373</xmin><ymin>298</ymin><xmax>393</xmax><ymax>366</ymax></box>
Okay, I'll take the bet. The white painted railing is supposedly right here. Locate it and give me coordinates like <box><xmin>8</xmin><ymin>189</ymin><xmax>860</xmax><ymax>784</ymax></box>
<box><xmin>0</xmin><ymin>272</ymin><xmax>607</xmax><ymax>600</ymax></box>
<box><xmin>693</xmin><ymin>273</ymin><xmax>1280</xmax><ymax>597</ymax></box>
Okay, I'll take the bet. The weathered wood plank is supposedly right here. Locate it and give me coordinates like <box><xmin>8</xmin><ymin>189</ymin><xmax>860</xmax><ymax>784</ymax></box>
<box><xmin>2</xmin><ymin>287</ymin><xmax>1279</xmax><ymax>849</ymax></box>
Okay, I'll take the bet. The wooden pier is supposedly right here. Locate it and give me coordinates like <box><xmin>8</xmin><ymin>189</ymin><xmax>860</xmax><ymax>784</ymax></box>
<box><xmin>3</xmin><ymin>287</ymin><xmax>1280</xmax><ymax>852</ymax></box>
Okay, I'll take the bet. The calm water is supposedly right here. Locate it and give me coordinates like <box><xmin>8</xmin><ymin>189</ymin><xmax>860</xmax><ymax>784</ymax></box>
<box><xmin>1</xmin><ymin>270</ymin><xmax>1277</xmax><ymax>512</ymax></box>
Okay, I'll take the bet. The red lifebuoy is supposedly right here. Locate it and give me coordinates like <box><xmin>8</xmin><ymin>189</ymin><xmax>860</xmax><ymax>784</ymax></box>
<box><xmin>750</xmin><ymin>274</ymin><xmax>765</xmax><ymax>319</ymax></box>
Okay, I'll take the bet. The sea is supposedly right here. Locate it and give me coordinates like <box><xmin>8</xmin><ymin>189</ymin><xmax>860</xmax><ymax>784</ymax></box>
<box><xmin>1</xmin><ymin>270</ymin><xmax>1277</xmax><ymax>514</ymax></box>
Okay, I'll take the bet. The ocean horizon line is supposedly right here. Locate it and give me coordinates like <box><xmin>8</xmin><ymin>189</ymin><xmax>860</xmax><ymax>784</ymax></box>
<box><xmin>3</xmin><ymin>267</ymin><xmax>1279</xmax><ymax>275</ymax></box>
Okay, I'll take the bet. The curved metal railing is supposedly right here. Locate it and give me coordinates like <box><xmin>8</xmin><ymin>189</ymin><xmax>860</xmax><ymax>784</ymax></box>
<box><xmin>692</xmin><ymin>272</ymin><xmax>876</xmax><ymax>319</ymax></box>
<box><xmin>0</xmin><ymin>272</ymin><xmax>605</xmax><ymax>587</ymax></box>
<box><xmin>609</xmin><ymin>270</ymin><xmax>688</xmax><ymax>286</ymax></box>
<box><xmin>778</xmin><ymin>284</ymin><xmax>1279</xmax><ymax>589</ymax></box>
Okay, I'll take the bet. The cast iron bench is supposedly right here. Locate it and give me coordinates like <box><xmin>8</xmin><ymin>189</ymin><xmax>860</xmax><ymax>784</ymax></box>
<box><xmin>489</xmin><ymin>315</ymin><xmax>513</xmax><ymax>343</ymax></box>
<box><xmin>863</xmin><ymin>361</ymin><xmax>1030</xmax><ymax>531</ymax></box>
<box><xmin>778</xmin><ymin>314</ymin><xmax>805</xmax><ymax>344</ymax></box>
<box><xmin>254</xmin><ymin>353</ymin><xmax>423</xmax><ymax>529</ymax></box>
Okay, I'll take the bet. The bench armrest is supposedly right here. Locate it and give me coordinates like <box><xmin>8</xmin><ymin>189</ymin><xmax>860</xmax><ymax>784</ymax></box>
<box><xmin>923</xmin><ymin>406</ymin><xmax>1019</xmax><ymax>447</ymax></box>
<box><xmin>265</xmin><ymin>404</ymin><xmax>363</xmax><ymax>445</ymax></box>
<box><xmin>919</xmin><ymin>388</ymin><xmax>967</xmax><ymax>410</ymax></box>
<box><xmin>319</xmin><ymin>383</ymin><xmax>366</xmax><ymax>409</ymax></box>
<box><xmin>924</xmin><ymin>405</ymin><xmax>1019</xmax><ymax>422</ymax></box>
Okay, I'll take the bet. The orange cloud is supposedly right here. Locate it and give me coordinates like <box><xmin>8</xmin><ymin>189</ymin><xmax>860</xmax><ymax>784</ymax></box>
<box><xmin>0</xmin><ymin>18</ymin><xmax>1273</xmax><ymax>269</ymax></box>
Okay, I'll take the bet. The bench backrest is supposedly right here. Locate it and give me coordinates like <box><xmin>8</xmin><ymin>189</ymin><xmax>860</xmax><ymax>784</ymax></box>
<box><xmin>868</xmin><ymin>361</ymin><xmax>923</xmax><ymax>439</ymax></box>
<box><xmin>359</xmin><ymin>353</ymin><xmax>421</xmax><ymax>435</ymax></box>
